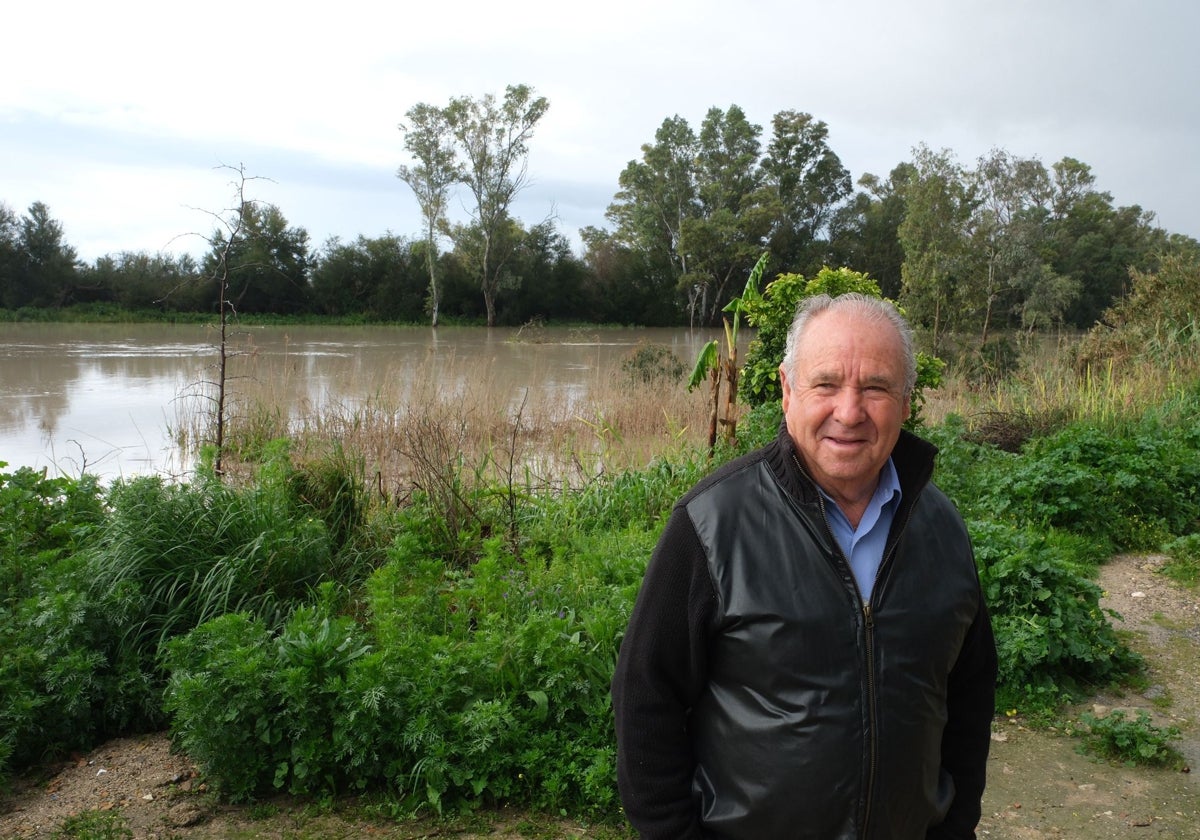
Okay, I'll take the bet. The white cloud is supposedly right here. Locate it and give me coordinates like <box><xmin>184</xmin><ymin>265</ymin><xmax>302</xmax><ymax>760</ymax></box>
<box><xmin>3</xmin><ymin>0</ymin><xmax>1197</xmax><ymax>261</ymax></box>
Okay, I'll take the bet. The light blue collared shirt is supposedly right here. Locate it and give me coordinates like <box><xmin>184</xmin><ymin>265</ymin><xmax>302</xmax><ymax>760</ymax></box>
<box><xmin>818</xmin><ymin>457</ymin><xmax>902</xmax><ymax>603</ymax></box>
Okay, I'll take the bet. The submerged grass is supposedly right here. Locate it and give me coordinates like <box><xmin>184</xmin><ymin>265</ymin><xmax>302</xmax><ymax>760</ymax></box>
<box><xmin>176</xmin><ymin>346</ymin><xmax>717</xmax><ymax>491</ymax></box>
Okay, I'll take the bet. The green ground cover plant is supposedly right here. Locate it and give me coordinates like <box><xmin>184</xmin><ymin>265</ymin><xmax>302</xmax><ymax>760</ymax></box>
<box><xmin>1075</xmin><ymin>708</ymin><xmax>1185</xmax><ymax>768</ymax></box>
<box><xmin>2</xmin><ymin>380</ymin><xmax>1199</xmax><ymax>821</ymax></box>
<box><xmin>1161</xmin><ymin>533</ymin><xmax>1200</xmax><ymax>587</ymax></box>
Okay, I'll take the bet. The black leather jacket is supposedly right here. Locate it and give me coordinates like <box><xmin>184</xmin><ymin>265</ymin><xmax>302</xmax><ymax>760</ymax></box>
<box><xmin>612</xmin><ymin>427</ymin><xmax>997</xmax><ymax>840</ymax></box>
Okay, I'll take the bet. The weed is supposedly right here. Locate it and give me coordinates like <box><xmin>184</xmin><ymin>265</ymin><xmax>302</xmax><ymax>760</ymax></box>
<box><xmin>52</xmin><ymin>809</ymin><xmax>133</xmax><ymax>840</ymax></box>
<box><xmin>1160</xmin><ymin>534</ymin><xmax>1200</xmax><ymax>587</ymax></box>
<box><xmin>1075</xmin><ymin>709</ymin><xmax>1185</xmax><ymax>769</ymax></box>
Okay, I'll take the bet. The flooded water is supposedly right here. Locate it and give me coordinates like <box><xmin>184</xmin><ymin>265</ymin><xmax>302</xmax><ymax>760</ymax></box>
<box><xmin>0</xmin><ymin>322</ymin><xmax>721</xmax><ymax>481</ymax></box>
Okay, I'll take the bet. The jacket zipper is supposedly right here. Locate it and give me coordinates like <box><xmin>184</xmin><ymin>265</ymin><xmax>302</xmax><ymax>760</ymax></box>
<box><xmin>794</xmin><ymin>452</ymin><xmax>924</xmax><ymax>838</ymax></box>
<box><xmin>801</xmin><ymin>457</ymin><xmax>879</xmax><ymax>838</ymax></box>
<box><xmin>862</xmin><ymin>602</ymin><xmax>877</xmax><ymax>839</ymax></box>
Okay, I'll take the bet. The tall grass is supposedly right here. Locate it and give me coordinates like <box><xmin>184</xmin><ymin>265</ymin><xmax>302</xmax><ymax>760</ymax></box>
<box><xmin>925</xmin><ymin>329</ymin><xmax>1200</xmax><ymax>438</ymax></box>
<box><xmin>175</xmin><ymin>345</ymin><xmax>716</xmax><ymax>492</ymax></box>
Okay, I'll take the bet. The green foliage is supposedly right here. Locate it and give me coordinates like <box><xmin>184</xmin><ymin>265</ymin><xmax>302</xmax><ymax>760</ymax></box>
<box><xmin>0</xmin><ymin>468</ymin><xmax>122</xmax><ymax>776</ymax></box>
<box><xmin>968</xmin><ymin>519</ymin><xmax>1139</xmax><ymax>712</ymax></box>
<box><xmin>0</xmin><ymin>465</ymin><xmax>104</xmax><ymax>604</ymax></box>
<box><xmin>162</xmin><ymin>612</ymin><xmax>279</xmax><ymax>800</ymax></box>
<box><xmin>737</xmin><ymin>266</ymin><xmax>943</xmax><ymax>426</ymax></box>
<box><xmin>1077</xmin><ymin>251</ymin><xmax>1200</xmax><ymax>368</ymax></box>
<box><xmin>51</xmin><ymin>809</ymin><xmax>134</xmax><ymax>840</ymax></box>
<box><xmin>6</xmin><ymin>383</ymin><xmax>1200</xmax><ymax>812</ymax></box>
<box><xmin>928</xmin><ymin>405</ymin><xmax>1200</xmax><ymax>555</ymax></box>
<box><xmin>1160</xmin><ymin>534</ymin><xmax>1200</xmax><ymax>587</ymax></box>
<box><xmin>163</xmin><ymin>590</ymin><xmax>372</xmax><ymax>802</ymax></box>
<box><xmin>156</xmin><ymin>467</ymin><xmax>673</xmax><ymax>814</ymax></box>
<box><xmin>620</xmin><ymin>343</ymin><xmax>685</xmax><ymax>385</ymax></box>
<box><xmin>1076</xmin><ymin>709</ymin><xmax>1184</xmax><ymax>768</ymax></box>
<box><xmin>990</xmin><ymin>423</ymin><xmax>1200</xmax><ymax>552</ymax></box>
<box><xmin>0</xmin><ymin>448</ymin><xmax>375</xmax><ymax>785</ymax></box>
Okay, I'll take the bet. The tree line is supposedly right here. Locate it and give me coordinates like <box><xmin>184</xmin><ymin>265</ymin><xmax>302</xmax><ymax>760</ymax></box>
<box><xmin>2</xmin><ymin>85</ymin><xmax>1196</xmax><ymax>335</ymax></box>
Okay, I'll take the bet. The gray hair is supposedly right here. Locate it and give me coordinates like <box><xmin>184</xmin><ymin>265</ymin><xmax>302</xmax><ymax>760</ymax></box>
<box><xmin>781</xmin><ymin>293</ymin><xmax>917</xmax><ymax>396</ymax></box>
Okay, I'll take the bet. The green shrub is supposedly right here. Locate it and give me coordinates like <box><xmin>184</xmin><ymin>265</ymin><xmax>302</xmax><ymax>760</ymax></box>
<box><xmin>737</xmin><ymin>266</ymin><xmax>943</xmax><ymax>426</ymax></box>
<box><xmin>0</xmin><ymin>469</ymin><xmax>139</xmax><ymax>779</ymax></box>
<box><xmin>1076</xmin><ymin>709</ymin><xmax>1184</xmax><ymax>768</ymax></box>
<box><xmin>1160</xmin><ymin>533</ymin><xmax>1200</xmax><ymax>587</ymax></box>
<box><xmin>998</xmin><ymin>424</ymin><xmax>1200</xmax><ymax>551</ymax></box>
<box><xmin>52</xmin><ymin>809</ymin><xmax>134</xmax><ymax>840</ymax></box>
<box><xmin>968</xmin><ymin>519</ymin><xmax>1141</xmax><ymax>712</ymax></box>
<box><xmin>162</xmin><ymin>612</ymin><xmax>279</xmax><ymax>801</ymax></box>
<box><xmin>0</xmin><ymin>466</ymin><xmax>104</xmax><ymax>605</ymax></box>
<box><xmin>620</xmin><ymin>343</ymin><xmax>685</xmax><ymax>385</ymax></box>
<box><xmin>87</xmin><ymin>452</ymin><xmax>343</xmax><ymax>657</ymax></box>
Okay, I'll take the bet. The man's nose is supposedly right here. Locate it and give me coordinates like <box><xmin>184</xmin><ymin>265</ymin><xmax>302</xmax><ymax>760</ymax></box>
<box><xmin>832</xmin><ymin>387</ymin><xmax>867</xmax><ymax>424</ymax></box>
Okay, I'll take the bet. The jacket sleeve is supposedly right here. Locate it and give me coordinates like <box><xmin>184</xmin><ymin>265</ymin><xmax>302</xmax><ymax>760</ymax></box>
<box><xmin>611</xmin><ymin>505</ymin><xmax>718</xmax><ymax>840</ymax></box>
<box><xmin>927</xmin><ymin>590</ymin><xmax>998</xmax><ymax>840</ymax></box>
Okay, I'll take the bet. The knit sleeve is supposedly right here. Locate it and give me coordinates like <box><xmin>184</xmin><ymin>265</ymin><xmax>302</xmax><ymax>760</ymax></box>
<box><xmin>611</xmin><ymin>504</ymin><xmax>718</xmax><ymax>839</ymax></box>
<box><xmin>928</xmin><ymin>590</ymin><xmax>998</xmax><ymax>840</ymax></box>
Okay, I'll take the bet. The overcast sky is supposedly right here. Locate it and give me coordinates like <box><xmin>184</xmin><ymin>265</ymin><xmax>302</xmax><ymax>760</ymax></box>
<box><xmin>4</xmin><ymin>0</ymin><xmax>1197</xmax><ymax>263</ymax></box>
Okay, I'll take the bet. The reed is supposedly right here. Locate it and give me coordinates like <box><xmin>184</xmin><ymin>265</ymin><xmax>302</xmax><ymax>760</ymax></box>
<box><xmin>176</xmin><ymin>348</ymin><xmax>717</xmax><ymax>492</ymax></box>
<box><xmin>923</xmin><ymin>330</ymin><xmax>1200</xmax><ymax>439</ymax></box>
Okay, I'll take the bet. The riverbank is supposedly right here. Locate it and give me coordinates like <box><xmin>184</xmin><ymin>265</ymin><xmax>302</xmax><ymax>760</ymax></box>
<box><xmin>2</xmin><ymin>551</ymin><xmax>1195</xmax><ymax>840</ymax></box>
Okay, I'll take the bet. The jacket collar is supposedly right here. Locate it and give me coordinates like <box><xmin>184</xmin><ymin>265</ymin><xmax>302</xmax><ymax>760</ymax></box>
<box><xmin>768</xmin><ymin>420</ymin><xmax>938</xmax><ymax>510</ymax></box>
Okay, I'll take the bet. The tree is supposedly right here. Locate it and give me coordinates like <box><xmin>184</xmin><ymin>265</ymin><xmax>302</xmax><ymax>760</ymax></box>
<box><xmin>897</xmin><ymin>146</ymin><xmax>977</xmax><ymax>353</ymax></box>
<box><xmin>1042</xmin><ymin>158</ymin><xmax>1165</xmax><ymax>328</ymax></box>
<box><xmin>0</xmin><ymin>203</ymin><xmax>22</xmax><ymax>308</ymax></box>
<box><xmin>508</xmin><ymin>220</ymin><xmax>590</xmax><ymax>323</ymax></box>
<box><xmin>398</xmin><ymin>103</ymin><xmax>460</xmax><ymax>327</ymax></box>
<box><xmin>759</xmin><ymin>110</ymin><xmax>852</xmax><ymax>273</ymax></box>
<box><xmin>443</xmin><ymin>84</ymin><xmax>549</xmax><ymax>327</ymax></box>
<box><xmin>606</xmin><ymin>115</ymin><xmax>699</xmax><ymax>321</ymax></box>
<box><xmin>827</xmin><ymin>165</ymin><xmax>914</xmax><ymax>299</ymax></box>
<box><xmin>13</xmin><ymin>202</ymin><xmax>79</xmax><ymax>308</ymax></box>
<box><xmin>580</xmin><ymin>225</ymin><xmax>678</xmax><ymax>325</ymax></box>
<box><xmin>677</xmin><ymin>106</ymin><xmax>773</xmax><ymax>326</ymax></box>
<box><xmin>202</xmin><ymin>201</ymin><xmax>311</xmax><ymax>315</ymax></box>
<box><xmin>310</xmin><ymin>234</ymin><xmax>425</xmax><ymax>320</ymax></box>
<box><xmin>968</xmin><ymin>148</ymin><xmax>1062</xmax><ymax>342</ymax></box>
<box><xmin>86</xmin><ymin>251</ymin><xmax>200</xmax><ymax>311</ymax></box>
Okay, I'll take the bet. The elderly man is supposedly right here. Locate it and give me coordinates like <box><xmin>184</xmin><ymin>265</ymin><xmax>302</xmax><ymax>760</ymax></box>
<box><xmin>611</xmin><ymin>293</ymin><xmax>997</xmax><ymax>840</ymax></box>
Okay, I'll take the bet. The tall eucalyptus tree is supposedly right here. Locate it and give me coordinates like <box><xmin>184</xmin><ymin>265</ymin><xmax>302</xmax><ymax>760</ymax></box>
<box><xmin>443</xmin><ymin>84</ymin><xmax>549</xmax><ymax>327</ymax></box>
<box><xmin>398</xmin><ymin>103</ymin><xmax>460</xmax><ymax>327</ymax></box>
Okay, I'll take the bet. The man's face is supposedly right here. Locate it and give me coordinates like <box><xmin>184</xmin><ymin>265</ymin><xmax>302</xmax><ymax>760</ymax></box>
<box><xmin>779</xmin><ymin>308</ymin><xmax>911</xmax><ymax>510</ymax></box>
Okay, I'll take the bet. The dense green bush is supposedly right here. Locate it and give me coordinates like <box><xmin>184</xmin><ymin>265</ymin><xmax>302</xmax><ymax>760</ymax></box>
<box><xmin>968</xmin><ymin>519</ymin><xmax>1139</xmax><ymax>711</ymax></box>
<box><xmin>164</xmin><ymin>500</ymin><xmax>653</xmax><ymax>813</ymax></box>
<box><xmin>0</xmin><ymin>465</ymin><xmax>104</xmax><ymax>604</ymax></box>
<box><xmin>0</xmin><ymin>467</ymin><xmax>115</xmax><ymax>771</ymax></box>
<box><xmin>736</xmin><ymin>266</ymin><xmax>944</xmax><ymax>426</ymax></box>
<box><xmin>0</xmin><ymin>449</ymin><xmax>374</xmax><ymax>782</ymax></box>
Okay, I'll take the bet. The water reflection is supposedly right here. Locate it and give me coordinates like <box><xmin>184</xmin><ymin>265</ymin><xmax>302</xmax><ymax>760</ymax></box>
<box><xmin>0</xmin><ymin>323</ymin><xmax>722</xmax><ymax>481</ymax></box>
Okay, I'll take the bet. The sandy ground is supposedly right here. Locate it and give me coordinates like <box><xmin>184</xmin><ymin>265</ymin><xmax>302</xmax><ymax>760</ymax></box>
<box><xmin>1</xmin><ymin>553</ymin><xmax>1196</xmax><ymax>839</ymax></box>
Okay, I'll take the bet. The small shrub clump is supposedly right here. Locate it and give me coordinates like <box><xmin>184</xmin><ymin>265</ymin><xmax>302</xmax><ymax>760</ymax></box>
<box><xmin>620</xmin><ymin>343</ymin><xmax>685</xmax><ymax>385</ymax></box>
<box><xmin>1076</xmin><ymin>709</ymin><xmax>1184</xmax><ymax>769</ymax></box>
<box><xmin>1160</xmin><ymin>534</ymin><xmax>1200</xmax><ymax>587</ymax></box>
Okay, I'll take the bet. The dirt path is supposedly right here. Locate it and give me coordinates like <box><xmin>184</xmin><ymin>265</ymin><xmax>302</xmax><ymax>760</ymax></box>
<box><xmin>979</xmin><ymin>553</ymin><xmax>1200</xmax><ymax>839</ymax></box>
<box><xmin>2</xmin><ymin>554</ymin><xmax>1197</xmax><ymax>839</ymax></box>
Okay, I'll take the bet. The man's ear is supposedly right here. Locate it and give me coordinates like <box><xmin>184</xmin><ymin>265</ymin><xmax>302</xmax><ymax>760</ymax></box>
<box><xmin>779</xmin><ymin>364</ymin><xmax>791</xmax><ymax>412</ymax></box>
